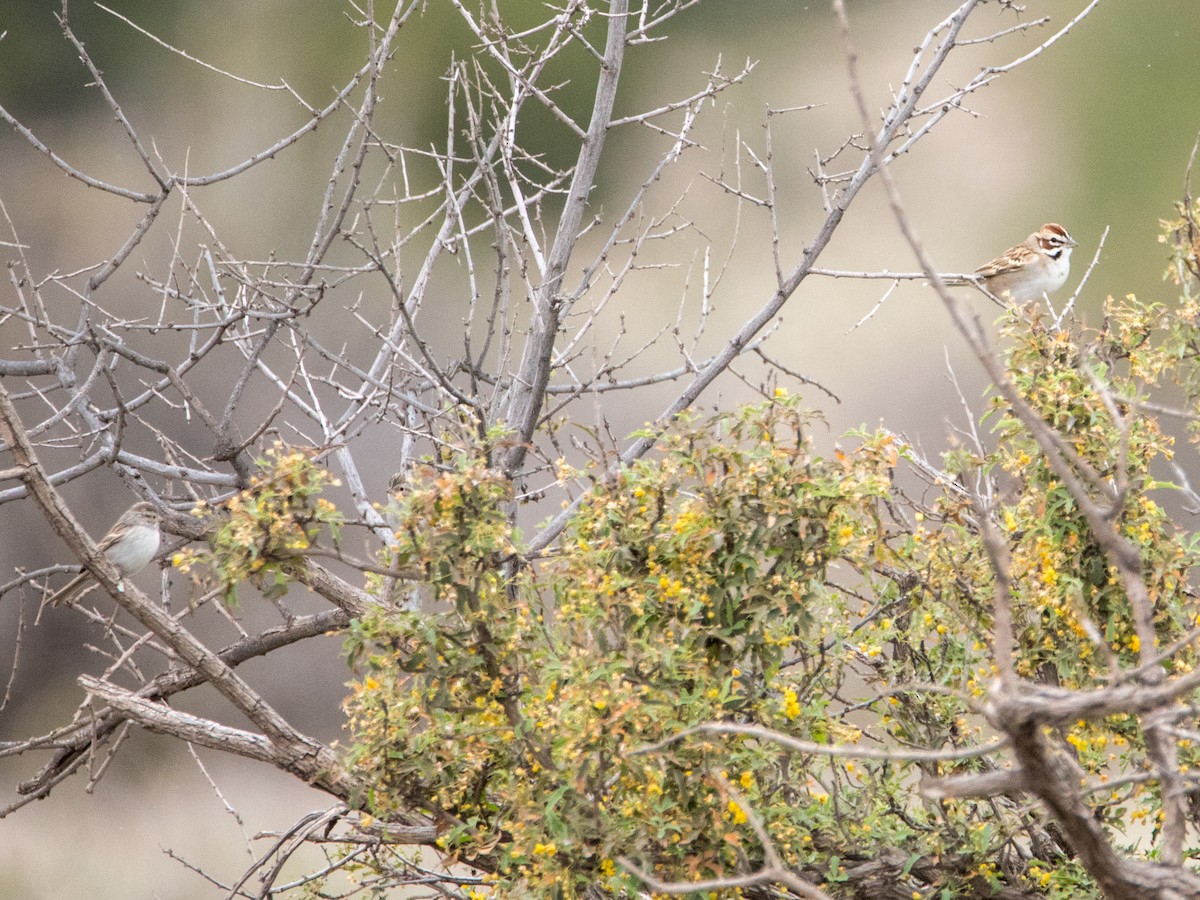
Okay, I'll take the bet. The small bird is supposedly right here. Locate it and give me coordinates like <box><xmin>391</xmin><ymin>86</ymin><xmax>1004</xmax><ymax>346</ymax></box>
<box><xmin>386</xmin><ymin>471</ymin><xmax>408</xmax><ymax>532</ymax></box>
<box><xmin>950</xmin><ymin>223</ymin><xmax>1077</xmax><ymax>304</ymax></box>
<box><xmin>387</xmin><ymin>471</ymin><xmax>407</xmax><ymax>496</ymax></box>
<box><xmin>47</xmin><ymin>501</ymin><xmax>162</xmax><ymax>606</ymax></box>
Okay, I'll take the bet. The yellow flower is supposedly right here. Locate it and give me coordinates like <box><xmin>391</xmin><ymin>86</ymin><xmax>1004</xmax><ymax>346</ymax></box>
<box><xmin>783</xmin><ymin>688</ymin><xmax>801</xmax><ymax>720</ymax></box>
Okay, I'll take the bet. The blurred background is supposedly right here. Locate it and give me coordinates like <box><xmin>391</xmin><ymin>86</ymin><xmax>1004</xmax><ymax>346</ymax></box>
<box><xmin>1</xmin><ymin>1</ymin><xmax>1199</xmax><ymax>895</ymax></box>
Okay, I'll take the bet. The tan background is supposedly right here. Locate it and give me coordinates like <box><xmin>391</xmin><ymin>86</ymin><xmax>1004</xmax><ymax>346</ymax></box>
<box><xmin>1</xmin><ymin>1</ymin><xmax>1198</xmax><ymax>895</ymax></box>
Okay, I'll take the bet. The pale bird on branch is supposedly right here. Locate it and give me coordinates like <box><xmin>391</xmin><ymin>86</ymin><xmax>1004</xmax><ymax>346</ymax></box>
<box><xmin>46</xmin><ymin>501</ymin><xmax>162</xmax><ymax>607</ymax></box>
<box><xmin>947</xmin><ymin>223</ymin><xmax>1077</xmax><ymax>305</ymax></box>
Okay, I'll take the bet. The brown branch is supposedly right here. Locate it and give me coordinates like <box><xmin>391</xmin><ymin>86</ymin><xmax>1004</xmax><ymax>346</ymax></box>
<box><xmin>619</xmin><ymin>856</ymin><xmax>834</xmax><ymax>900</ymax></box>
<box><xmin>80</xmin><ymin>676</ymin><xmax>285</xmax><ymax>764</ymax></box>
<box><xmin>501</xmin><ymin>0</ymin><xmax>629</xmax><ymax>475</ymax></box>
<box><xmin>991</xmin><ymin>703</ymin><xmax>1200</xmax><ymax>898</ymax></box>
<box><xmin>639</xmin><ymin>720</ymin><xmax>1004</xmax><ymax>762</ymax></box>
<box><xmin>13</xmin><ymin>608</ymin><xmax>349</xmax><ymax>797</ymax></box>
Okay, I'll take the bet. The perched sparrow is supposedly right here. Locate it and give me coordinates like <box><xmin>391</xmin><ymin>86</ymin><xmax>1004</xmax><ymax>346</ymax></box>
<box><xmin>47</xmin><ymin>501</ymin><xmax>162</xmax><ymax>606</ymax></box>
<box><xmin>951</xmin><ymin>223</ymin><xmax>1077</xmax><ymax>304</ymax></box>
<box><xmin>391</xmin><ymin>475</ymin><xmax>415</xmax><ymax>532</ymax></box>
